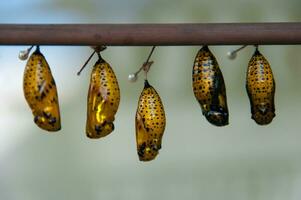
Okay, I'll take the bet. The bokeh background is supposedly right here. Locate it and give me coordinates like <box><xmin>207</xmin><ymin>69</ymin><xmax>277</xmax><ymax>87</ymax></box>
<box><xmin>1</xmin><ymin>0</ymin><xmax>301</xmax><ymax>199</ymax></box>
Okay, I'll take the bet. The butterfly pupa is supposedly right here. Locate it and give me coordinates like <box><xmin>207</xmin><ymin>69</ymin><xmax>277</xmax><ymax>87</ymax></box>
<box><xmin>192</xmin><ymin>45</ymin><xmax>229</xmax><ymax>126</ymax></box>
<box><xmin>86</xmin><ymin>54</ymin><xmax>120</xmax><ymax>138</ymax></box>
<box><xmin>246</xmin><ymin>48</ymin><xmax>275</xmax><ymax>125</ymax></box>
<box><xmin>23</xmin><ymin>46</ymin><xmax>61</xmax><ymax>131</ymax></box>
<box><xmin>135</xmin><ymin>80</ymin><xmax>166</xmax><ymax>161</ymax></box>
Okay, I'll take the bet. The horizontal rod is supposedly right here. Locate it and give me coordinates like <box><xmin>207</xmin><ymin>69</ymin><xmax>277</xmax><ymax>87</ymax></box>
<box><xmin>0</xmin><ymin>23</ymin><xmax>301</xmax><ymax>46</ymax></box>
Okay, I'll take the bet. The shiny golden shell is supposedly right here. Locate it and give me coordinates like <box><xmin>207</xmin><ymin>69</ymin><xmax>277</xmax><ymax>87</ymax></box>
<box><xmin>135</xmin><ymin>80</ymin><xmax>166</xmax><ymax>161</ymax></box>
<box><xmin>192</xmin><ymin>46</ymin><xmax>229</xmax><ymax>126</ymax></box>
<box><xmin>246</xmin><ymin>49</ymin><xmax>275</xmax><ymax>125</ymax></box>
<box><xmin>23</xmin><ymin>47</ymin><xmax>61</xmax><ymax>131</ymax></box>
<box><xmin>86</xmin><ymin>56</ymin><xmax>120</xmax><ymax>138</ymax></box>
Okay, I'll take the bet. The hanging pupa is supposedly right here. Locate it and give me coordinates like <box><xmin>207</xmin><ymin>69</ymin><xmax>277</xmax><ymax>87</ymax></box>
<box><xmin>246</xmin><ymin>47</ymin><xmax>275</xmax><ymax>125</ymax></box>
<box><xmin>192</xmin><ymin>45</ymin><xmax>229</xmax><ymax>126</ymax></box>
<box><xmin>23</xmin><ymin>46</ymin><xmax>61</xmax><ymax>131</ymax></box>
<box><xmin>136</xmin><ymin>79</ymin><xmax>166</xmax><ymax>161</ymax></box>
<box><xmin>86</xmin><ymin>52</ymin><xmax>120</xmax><ymax>138</ymax></box>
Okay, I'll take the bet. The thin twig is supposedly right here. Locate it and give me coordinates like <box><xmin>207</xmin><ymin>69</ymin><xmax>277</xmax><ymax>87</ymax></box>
<box><xmin>77</xmin><ymin>51</ymin><xmax>96</xmax><ymax>76</ymax></box>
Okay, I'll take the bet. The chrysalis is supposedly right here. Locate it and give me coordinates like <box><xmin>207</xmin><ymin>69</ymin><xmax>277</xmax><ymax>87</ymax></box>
<box><xmin>86</xmin><ymin>54</ymin><xmax>120</xmax><ymax>138</ymax></box>
<box><xmin>23</xmin><ymin>46</ymin><xmax>61</xmax><ymax>131</ymax></box>
<box><xmin>192</xmin><ymin>46</ymin><xmax>229</xmax><ymax>126</ymax></box>
<box><xmin>135</xmin><ymin>80</ymin><xmax>166</xmax><ymax>161</ymax></box>
<box><xmin>246</xmin><ymin>48</ymin><xmax>275</xmax><ymax>125</ymax></box>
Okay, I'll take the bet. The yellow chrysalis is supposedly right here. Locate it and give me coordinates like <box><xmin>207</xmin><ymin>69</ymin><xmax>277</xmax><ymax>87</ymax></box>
<box><xmin>192</xmin><ymin>46</ymin><xmax>229</xmax><ymax>126</ymax></box>
<box><xmin>135</xmin><ymin>80</ymin><xmax>166</xmax><ymax>161</ymax></box>
<box><xmin>23</xmin><ymin>46</ymin><xmax>61</xmax><ymax>131</ymax></box>
<box><xmin>86</xmin><ymin>55</ymin><xmax>120</xmax><ymax>138</ymax></box>
<box><xmin>246</xmin><ymin>48</ymin><xmax>275</xmax><ymax>125</ymax></box>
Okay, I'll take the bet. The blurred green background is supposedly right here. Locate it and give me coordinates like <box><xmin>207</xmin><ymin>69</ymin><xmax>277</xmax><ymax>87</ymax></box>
<box><xmin>1</xmin><ymin>0</ymin><xmax>301</xmax><ymax>199</ymax></box>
